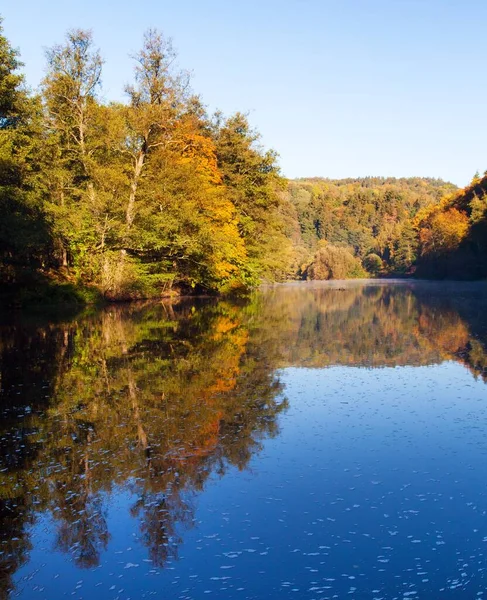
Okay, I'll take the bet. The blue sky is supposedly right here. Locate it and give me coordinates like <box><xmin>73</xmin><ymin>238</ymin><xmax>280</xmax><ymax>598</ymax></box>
<box><xmin>2</xmin><ymin>0</ymin><xmax>486</xmax><ymax>186</ymax></box>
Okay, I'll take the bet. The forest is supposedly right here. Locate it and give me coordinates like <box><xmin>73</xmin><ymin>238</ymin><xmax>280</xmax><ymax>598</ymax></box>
<box><xmin>284</xmin><ymin>174</ymin><xmax>487</xmax><ymax>281</ymax></box>
<box><xmin>0</xmin><ymin>21</ymin><xmax>292</xmax><ymax>303</ymax></box>
<box><xmin>1</xmin><ymin>18</ymin><xmax>487</xmax><ymax>306</ymax></box>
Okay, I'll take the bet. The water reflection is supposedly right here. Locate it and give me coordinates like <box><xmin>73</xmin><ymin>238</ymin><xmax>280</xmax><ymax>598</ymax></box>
<box><xmin>0</xmin><ymin>301</ymin><xmax>287</xmax><ymax>597</ymax></box>
<box><xmin>256</xmin><ymin>281</ymin><xmax>487</xmax><ymax>377</ymax></box>
<box><xmin>0</xmin><ymin>281</ymin><xmax>486</xmax><ymax>597</ymax></box>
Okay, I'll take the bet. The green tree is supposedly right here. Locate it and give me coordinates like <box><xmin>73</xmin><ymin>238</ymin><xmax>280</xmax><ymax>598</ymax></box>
<box><xmin>109</xmin><ymin>30</ymin><xmax>248</xmax><ymax>297</ymax></box>
<box><xmin>213</xmin><ymin>112</ymin><xmax>292</xmax><ymax>282</ymax></box>
<box><xmin>0</xmin><ymin>16</ymin><xmax>23</xmax><ymax>127</ymax></box>
<box><xmin>0</xmin><ymin>18</ymin><xmax>53</xmax><ymax>289</ymax></box>
<box><xmin>306</xmin><ymin>242</ymin><xmax>365</xmax><ymax>280</ymax></box>
<box><xmin>393</xmin><ymin>221</ymin><xmax>418</xmax><ymax>272</ymax></box>
<box><xmin>363</xmin><ymin>253</ymin><xmax>383</xmax><ymax>275</ymax></box>
<box><xmin>41</xmin><ymin>29</ymin><xmax>105</xmax><ymax>275</ymax></box>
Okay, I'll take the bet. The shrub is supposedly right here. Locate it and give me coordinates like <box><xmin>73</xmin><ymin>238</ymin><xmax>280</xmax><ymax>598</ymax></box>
<box><xmin>306</xmin><ymin>244</ymin><xmax>366</xmax><ymax>280</ymax></box>
<box><xmin>363</xmin><ymin>253</ymin><xmax>383</xmax><ymax>275</ymax></box>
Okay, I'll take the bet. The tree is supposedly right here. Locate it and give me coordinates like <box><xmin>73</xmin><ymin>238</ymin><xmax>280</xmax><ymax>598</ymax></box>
<box><xmin>0</xmin><ymin>18</ymin><xmax>52</xmax><ymax>288</ymax></box>
<box><xmin>363</xmin><ymin>253</ymin><xmax>383</xmax><ymax>275</ymax></box>
<box><xmin>122</xmin><ymin>29</ymin><xmax>188</xmax><ymax>232</ymax></box>
<box><xmin>98</xmin><ymin>30</ymin><xmax>249</xmax><ymax>298</ymax></box>
<box><xmin>306</xmin><ymin>242</ymin><xmax>365</xmax><ymax>280</ymax></box>
<box><xmin>419</xmin><ymin>208</ymin><xmax>469</xmax><ymax>256</ymax></box>
<box><xmin>393</xmin><ymin>221</ymin><xmax>418</xmax><ymax>272</ymax></box>
<box><xmin>97</xmin><ymin>29</ymin><xmax>189</xmax><ymax>298</ymax></box>
<box><xmin>43</xmin><ymin>29</ymin><xmax>102</xmax><ymax>173</ymax></box>
<box><xmin>213</xmin><ymin>112</ymin><xmax>292</xmax><ymax>282</ymax></box>
<box><xmin>0</xmin><ymin>16</ymin><xmax>24</xmax><ymax>128</ymax></box>
<box><xmin>42</xmin><ymin>29</ymin><xmax>105</xmax><ymax>274</ymax></box>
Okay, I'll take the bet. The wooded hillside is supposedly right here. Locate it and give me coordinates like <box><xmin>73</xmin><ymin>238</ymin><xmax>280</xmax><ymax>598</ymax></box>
<box><xmin>1</xmin><ymin>16</ymin><xmax>485</xmax><ymax>306</ymax></box>
<box><xmin>282</xmin><ymin>177</ymin><xmax>457</xmax><ymax>278</ymax></box>
<box><xmin>415</xmin><ymin>174</ymin><xmax>487</xmax><ymax>279</ymax></box>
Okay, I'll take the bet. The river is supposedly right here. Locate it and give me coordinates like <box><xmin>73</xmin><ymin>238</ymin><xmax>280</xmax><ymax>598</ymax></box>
<box><xmin>1</xmin><ymin>280</ymin><xmax>487</xmax><ymax>599</ymax></box>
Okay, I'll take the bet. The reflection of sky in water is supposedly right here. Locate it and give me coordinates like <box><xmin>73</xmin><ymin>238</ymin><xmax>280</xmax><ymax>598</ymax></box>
<box><xmin>15</xmin><ymin>362</ymin><xmax>487</xmax><ymax>599</ymax></box>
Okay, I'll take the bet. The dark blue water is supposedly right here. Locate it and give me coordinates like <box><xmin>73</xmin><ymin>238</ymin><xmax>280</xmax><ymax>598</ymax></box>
<box><xmin>2</xmin><ymin>282</ymin><xmax>487</xmax><ymax>599</ymax></box>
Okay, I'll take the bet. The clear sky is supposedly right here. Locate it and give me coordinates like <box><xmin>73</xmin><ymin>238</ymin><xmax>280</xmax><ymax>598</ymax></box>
<box><xmin>2</xmin><ymin>0</ymin><xmax>486</xmax><ymax>186</ymax></box>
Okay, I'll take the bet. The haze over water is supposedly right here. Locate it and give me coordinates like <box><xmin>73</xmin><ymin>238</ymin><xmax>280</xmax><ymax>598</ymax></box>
<box><xmin>1</xmin><ymin>281</ymin><xmax>487</xmax><ymax>599</ymax></box>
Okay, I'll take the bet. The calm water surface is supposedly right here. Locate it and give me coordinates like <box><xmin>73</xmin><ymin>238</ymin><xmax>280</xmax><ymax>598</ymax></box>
<box><xmin>1</xmin><ymin>281</ymin><xmax>487</xmax><ymax>599</ymax></box>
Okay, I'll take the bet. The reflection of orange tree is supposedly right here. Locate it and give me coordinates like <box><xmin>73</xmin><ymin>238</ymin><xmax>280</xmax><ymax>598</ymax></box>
<box><xmin>1</xmin><ymin>284</ymin><xmax>487</xmax><ymax>594</ymax></box>
<box><xmin>464</xmin><ymin>339</ymin><xmax>487</xmax><ymax>380</ymax></box>
<box><xmin>416</xmin><ymin>307</ymin><xmax>469</xmax><ymax>357</ymax></box>
<box><xmin>6</xmin><ymin>300</ymin><xmax>287</xmax><ymax>576</ymax></box>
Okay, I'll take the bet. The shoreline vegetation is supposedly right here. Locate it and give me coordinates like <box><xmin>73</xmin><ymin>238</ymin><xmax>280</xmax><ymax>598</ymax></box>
<box><xmin>1</xmin><ymin>19</ymin><xmax>487</xmax><ymax>308</ymax></box>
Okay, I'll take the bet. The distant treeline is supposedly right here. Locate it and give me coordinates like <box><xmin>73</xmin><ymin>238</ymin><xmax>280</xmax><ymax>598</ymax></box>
<box><xmin>1</xmin><ymin>17</ymin><xmax>487</xmax><ymax>306</ymax></box>
<box><xmin>284</xmin><ymin>174</ymin><xmax>487</xmax><ymax>280</ymax></box>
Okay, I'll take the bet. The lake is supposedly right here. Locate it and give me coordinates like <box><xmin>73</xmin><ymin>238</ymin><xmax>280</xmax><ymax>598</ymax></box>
<box><xmin>1</xmin><ymin>280</ymin><xmax>487</xmax><ymax>599</ymax></box>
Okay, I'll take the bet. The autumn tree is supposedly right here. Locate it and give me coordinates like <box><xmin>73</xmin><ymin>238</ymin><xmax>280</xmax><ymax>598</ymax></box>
<box><xmin>306</xmin><ymin>242</ymin><xmax>365</xmax><ymax>280</ymax></box>
<box><xmin>363</xmin><ymin>253</ymin><xmax>383</xmax><ymax>275</ymax></box>
<box><xmin>419</xmin><ymin>207</ymin><xmax>469</xmax><ymax>256</ymax></box>
<box><xmin>213</xmin><ymin>112</ymin><xmax>293</xmax><ymax>282</ymax></box>
<box><xmin>284</xmin><ymin>177</ymin><xmax>457</xmax><ymax>277</ymax></box>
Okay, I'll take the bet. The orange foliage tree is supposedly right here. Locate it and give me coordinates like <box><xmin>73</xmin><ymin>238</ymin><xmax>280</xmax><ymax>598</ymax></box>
<box><xmin>418</xmin><ymin>207</ymin><xmax>469</xmax><ymax>257</ymax></box>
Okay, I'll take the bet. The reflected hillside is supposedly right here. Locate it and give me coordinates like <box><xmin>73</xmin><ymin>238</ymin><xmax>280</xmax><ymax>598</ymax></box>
<box><xmin>1</xmin><ymin>282</ymin><xmax>487</xmax><ymax>596</ymax></box>
<box><xmin>253</xmin><ymin>281</ymin><xmax>487</xmax><ymax>378</ymax></box>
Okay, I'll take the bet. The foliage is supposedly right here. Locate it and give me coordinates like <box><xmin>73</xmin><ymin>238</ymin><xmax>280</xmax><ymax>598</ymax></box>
<box><xmin>212</xmin><ymin>112</ymin><xmax>291</xmax><ymax>282</ymax></box>
<box><xmin>0</xmin><ymin>21</ymin><xmax>291</xmax><ymax>303</ymax></box>
<box><xmin>392</xmin><ymin>220</ymin><xmax>418</xmax><ymax>273</ymax></box>
<box><xmin>418</xmin><ymin>207</ymin><xmax>469</xmax><ymax>256</ymax></box>
<box><xmin>0</xmin><ymin>297</ymin><xmax>288</xmax><ymax>591</ymax></box>
<box><xmin>415</xmin><ymin>174</ymin><xmax>487</xmax><ymax>279</ymax></box>
<box><xmin>0</xmin><ymin>19</ymin><xmax>55</xmax><ymax>292</ymax></box>
<box><xmin>2</xmin><ymin>15</ymin><xmax>486</xmax><ymax>299</ymax></box>
<box><xmin>283</xmin><ymin>177</ymin><xmax>457</xmax><ymax>277</ymax></box>
<box><xmin>306</xmin><ymin>242</ymin><xmax>366</xmax><ymax>280</ymax></box>
<box><xmin>363</xmin><ymin>253</ymin><xmax>383</xmax><ymax>275</ymax></box>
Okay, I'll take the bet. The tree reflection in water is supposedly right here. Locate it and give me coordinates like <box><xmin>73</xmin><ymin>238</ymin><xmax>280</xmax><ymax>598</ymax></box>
<box><xmin>0</xmin><ymin>281</ymin><xmax>487</xmax><ymax>597</ymax></box>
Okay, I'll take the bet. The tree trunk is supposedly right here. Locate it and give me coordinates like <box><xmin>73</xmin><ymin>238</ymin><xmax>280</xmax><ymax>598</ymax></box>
<box><xmin>114</xmin><ymin>148</ymin><xmax>146</xmax><ymax>298</ymax></box>
<box><xmin>125</xmin><ymin>149</ymin><xmax>146</xmax><ymax>230</ymax></box>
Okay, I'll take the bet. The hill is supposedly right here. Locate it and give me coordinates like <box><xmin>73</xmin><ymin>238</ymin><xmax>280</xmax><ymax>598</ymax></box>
<box><xmin>415</xmin><ymin>173</ymin><xmax>487</xmax><ymax>279</ymax></box>
<box><xmin>281</xmin><ymin>177</ymin><xmax>457</xmax><ymax>278</ymax></box>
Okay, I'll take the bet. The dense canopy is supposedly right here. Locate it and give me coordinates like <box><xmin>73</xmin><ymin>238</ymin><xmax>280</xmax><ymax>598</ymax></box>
<box><xmin>0</xmin><ymin>18</ymin><xmax>486</xmax><ymax>306</ymax></box>
<box><xmin>0</xmin><ymin>23</ymin><xmax>291</xmax><ymax>303</ymax></box>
